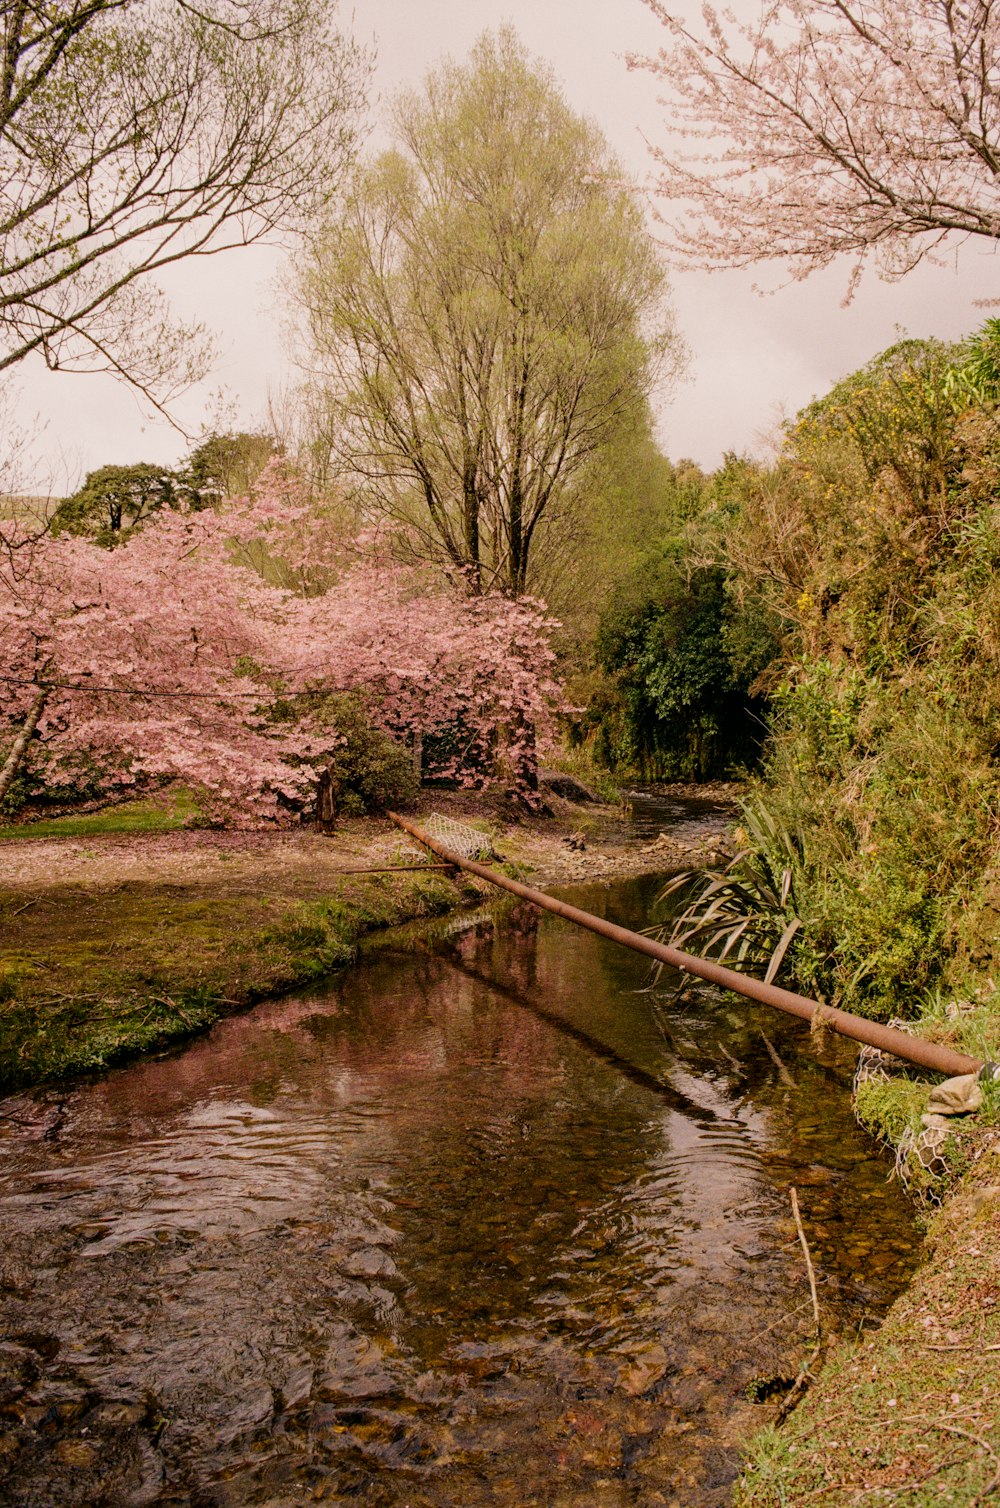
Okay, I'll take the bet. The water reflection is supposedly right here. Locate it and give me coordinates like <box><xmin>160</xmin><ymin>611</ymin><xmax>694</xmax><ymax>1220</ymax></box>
<box><xmin>0</xmin><ymin>877</ymin><xmax>918</xmax><ymax>1507</ymax></box>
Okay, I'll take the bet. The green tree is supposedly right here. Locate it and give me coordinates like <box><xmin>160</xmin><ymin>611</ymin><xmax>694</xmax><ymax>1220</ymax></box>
<box><xmin>182</xmin><ymin>432</ymin><xmax>279</xmax><ymax>505</ymax></box>
<box><xmin>717</xmin><ymin>338</ymin><xmax>977</xmax><ymax>672</ymax></box>
<box><xmin>590</xmin><ymin>550</ymin><xmax>776</xmax><ymax>780</ymax></box>
<box><xmin>294</xmin><ymin>27</ymin><xmax>677</xmax><ymax>596</ymax></box>
<box><xmin>50</xmin><ymin>463</ymin><xmax>180</xmax><ymax>543</ymax></box>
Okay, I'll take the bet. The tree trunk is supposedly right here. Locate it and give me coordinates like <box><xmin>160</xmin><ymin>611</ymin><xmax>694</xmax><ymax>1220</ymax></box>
<box><xmin>314</xmin><ymin>764</ymin><xmax>340</xmax><ymax>834</ymax></box>
<box><xmin>462</xmin><ymin>464</ymin><xmax>481</xmax><ymax>591</ymax></box>
<box><xmin>0</xmin><ymin>689</ymin><xmax>47</xmax><ymax>808</ymax></box>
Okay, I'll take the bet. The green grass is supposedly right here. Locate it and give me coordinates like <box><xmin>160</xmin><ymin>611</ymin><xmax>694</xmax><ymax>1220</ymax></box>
<box><xmin>0</xmin><ymin>789</ymin><xmax>201</xmax><ymax>841</ymax></box>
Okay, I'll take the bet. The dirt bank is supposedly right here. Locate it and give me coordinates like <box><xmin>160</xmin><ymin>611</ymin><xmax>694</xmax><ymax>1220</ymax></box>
<box><xmin>0</xmin><ymin>790</ymin><xmax>733</xmax><ymax>893</ymax></box>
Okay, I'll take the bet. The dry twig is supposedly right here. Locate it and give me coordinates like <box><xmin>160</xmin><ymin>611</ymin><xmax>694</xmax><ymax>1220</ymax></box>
<box><xmin>775</xmin><ymin>1186</ymin><xmax>823</xmax><ymax>1423</ymax></box>
<box><xmin>793</xmin><ymin>1185</ymin><xmax>821</xmax><ymax>1334</ymax></box>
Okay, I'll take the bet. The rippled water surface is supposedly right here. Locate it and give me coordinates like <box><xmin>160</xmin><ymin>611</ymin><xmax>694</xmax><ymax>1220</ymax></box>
<box><xmin>0</xmin><ymin>865</ymin><xmax>919</xmax><ymax>1507</ymax></box>
<box><xmin>617</xmin><ymin>790</ymin><xmax>735</xmax><ymax>846</ymax></box>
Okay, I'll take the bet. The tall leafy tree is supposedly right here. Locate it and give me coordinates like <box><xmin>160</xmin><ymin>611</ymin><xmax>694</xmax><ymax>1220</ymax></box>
<box><xmin>295</xmin><ymin>27</ymin><xmax>677</xmax><ymax>596</ymax></box>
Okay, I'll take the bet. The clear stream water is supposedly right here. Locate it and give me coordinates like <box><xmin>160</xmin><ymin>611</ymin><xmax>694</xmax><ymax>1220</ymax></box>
<box><xmin>0</xmin><ymin>804</ymin><xmax>919</xmax><ymax>1507</ymax></box>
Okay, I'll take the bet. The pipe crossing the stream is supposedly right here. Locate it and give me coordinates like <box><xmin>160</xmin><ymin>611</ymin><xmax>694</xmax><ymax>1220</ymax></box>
<box><xmin>388</xmin><ymin>812</ymin><xmax>982</xmax><ymax>1080</ymax></box>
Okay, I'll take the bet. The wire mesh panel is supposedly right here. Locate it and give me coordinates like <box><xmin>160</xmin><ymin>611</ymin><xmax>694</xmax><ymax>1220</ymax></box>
<box><xmin>421</xmin><ymin>812</ymin><xmax>496</xmax><ymax>862</ymax></box>
<box><xmin>853</xmin><ymin>1025</ymin><xmax>916</xmax><ymax>1093</ymax></box>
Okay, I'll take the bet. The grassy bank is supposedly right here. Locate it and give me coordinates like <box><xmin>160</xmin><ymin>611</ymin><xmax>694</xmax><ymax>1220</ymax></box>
<box><xmin>736</xmin><ymin>1006</ymin><xmax>1000</xmax><ymax>1506</ymax></box>
<box><xmin>737</xmin><ymin>1168</ymin><xmax>1000</xmax><ymax>1505</ymax></box>
<box><xmin>0</xmin><ymin>854</ymin><xmax>472</xmax><ymax>1092</ymax></box>
<box><xmin>0</xmin><ymin>788</ymin><xmax>201</xmax><ymax>842</ymax></box>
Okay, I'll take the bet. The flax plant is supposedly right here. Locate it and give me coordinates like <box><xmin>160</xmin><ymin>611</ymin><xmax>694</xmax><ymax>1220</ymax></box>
<box><xmin>649</xmin><ymin>800</ymin><xmax>804</xmax><ymax>985</ymax></box>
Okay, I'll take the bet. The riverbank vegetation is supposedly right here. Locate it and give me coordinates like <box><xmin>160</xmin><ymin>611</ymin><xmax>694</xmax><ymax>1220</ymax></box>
<box><xmin>574</xmin><ymin>324</ymin><xmax>1000</xmax><ymax>1064</ymax></box>
<box><xmin>737</xmin><ymin>1178</ymin><xmax>1000</xmax><ymax>1506</ymax></box>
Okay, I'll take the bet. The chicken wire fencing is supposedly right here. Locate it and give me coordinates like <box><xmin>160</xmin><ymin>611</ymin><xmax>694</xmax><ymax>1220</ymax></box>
<box><xmin>418</xmin><ymin>812</ymin><xmax>497</xmax><ymax>863</ymax></box>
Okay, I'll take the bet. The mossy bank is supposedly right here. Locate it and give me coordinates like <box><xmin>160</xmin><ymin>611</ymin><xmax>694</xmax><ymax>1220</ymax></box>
<box><xmin>0</xmin><ymin>863</ymin><xmax>475</xmax><ymax>1092</ymax></box>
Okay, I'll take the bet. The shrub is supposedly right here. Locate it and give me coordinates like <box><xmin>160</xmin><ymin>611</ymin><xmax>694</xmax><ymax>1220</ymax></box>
<box><xmin>323</xmin><ymin>695</ymin><xmax>418</xmax><ymax>815</ymax></box>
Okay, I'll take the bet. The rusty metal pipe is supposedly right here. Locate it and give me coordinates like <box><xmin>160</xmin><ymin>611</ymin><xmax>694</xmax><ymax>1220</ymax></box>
<box><xmin>388</xmin><ymin>812</ymin><xmax>981</xmax><ymax>1079</ymax></box>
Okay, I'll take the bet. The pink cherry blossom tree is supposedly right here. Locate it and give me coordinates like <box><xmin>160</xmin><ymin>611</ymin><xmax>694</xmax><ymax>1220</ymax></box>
<box><xmin>0</xmin><ymin>476</ymin><xmax>562</xmax><ymax>820</ymax></box>
<box><xmin>631</xmin><ymin>0</ymin><xmax>1000</xmax><ymax>292</ymax></box>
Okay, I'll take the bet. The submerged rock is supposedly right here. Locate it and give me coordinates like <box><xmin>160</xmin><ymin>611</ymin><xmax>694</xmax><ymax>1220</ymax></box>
<box><xmin>616</xmin><ymin>1343</ymin><xmax>670</xmax><ymax>1397</ymax></box>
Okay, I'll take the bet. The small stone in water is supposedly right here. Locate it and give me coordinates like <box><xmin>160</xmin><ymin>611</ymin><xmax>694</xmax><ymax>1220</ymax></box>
<box><xmin>340</xmin><ymin>1247</ymin><xmax>397</xmax><ymax>1279</ymax></box>
<box><xmin>617</xmin><ymin>1344</ymin><xmax>669</xmax><ymax>1397</ymax></box>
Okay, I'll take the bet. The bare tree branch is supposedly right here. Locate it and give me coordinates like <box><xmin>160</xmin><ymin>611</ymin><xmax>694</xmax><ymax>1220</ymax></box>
<box><xmin>0</xmin><ymin>0</ymin><xmax>370</xmax><ymax>402</ymax></box>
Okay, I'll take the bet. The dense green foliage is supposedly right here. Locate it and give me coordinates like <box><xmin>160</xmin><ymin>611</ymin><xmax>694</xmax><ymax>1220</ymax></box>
<box><xmin>681</xmin><ymin>327</ymin><xmax>1000</xmax><ymax>1019</ymax></box>
<box><xmin>183</xmin><ymin>431</ymin><xmax>278</xmax><ymax>505</ymax></box>
<box><xmin>51</xmin><ymin>464</ymin><xmax>182</xmax><ymax>543</ymax></box>
<box><xmin>594</xmin><ymin>325</ymin><xmax>1000</xmax><ymax>1023</ymax></box>
<box><xmin>589</xmin><ymin>555</ymin><xmax>774</xmax><ymax>779</ymax></box>
<box><xmin>572</xmin><ymin>454</ymin><xmax>778</xmax><ymax>781</ymax></box>
<box><xmin>318</xmin><ymin>695</ymin><xmax>419</xmax><ymax>815</ymax></box>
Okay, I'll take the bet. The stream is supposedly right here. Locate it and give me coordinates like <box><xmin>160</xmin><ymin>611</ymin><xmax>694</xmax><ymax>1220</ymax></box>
<box><xmin>0</xmin><ymin>805</ymin><xmax>920</xmax><ymax>1507</ymax></box>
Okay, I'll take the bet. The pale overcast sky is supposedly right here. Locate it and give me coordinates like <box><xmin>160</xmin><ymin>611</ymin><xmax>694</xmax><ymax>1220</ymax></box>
<box><xmin>11</xmin><ymin>0</ymin><xmax>1000</xmax><ymax>491</ymax></box>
